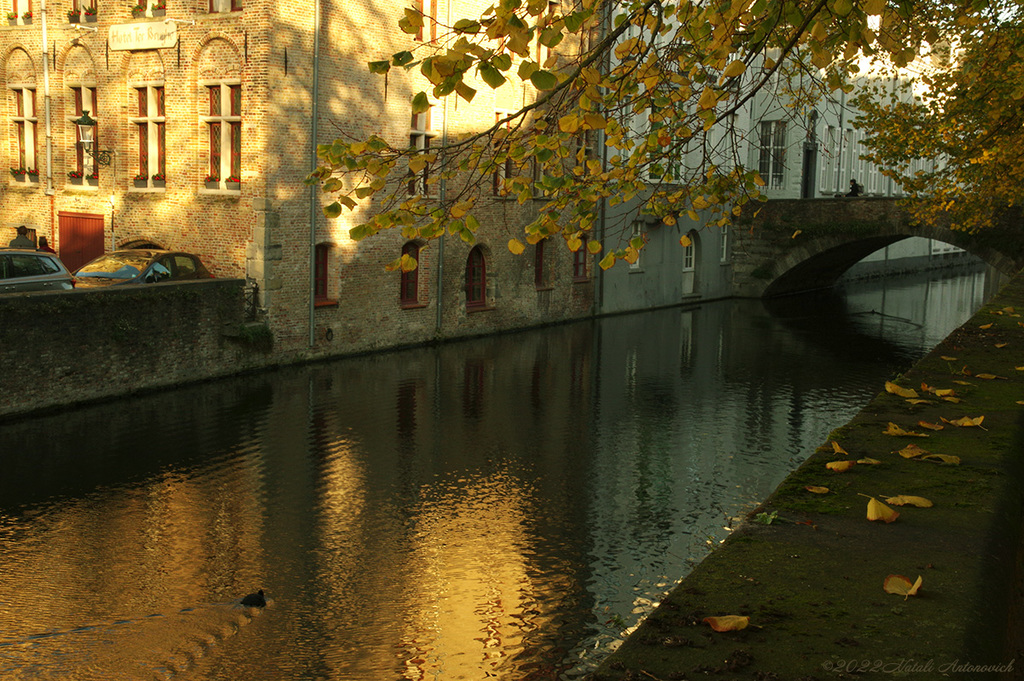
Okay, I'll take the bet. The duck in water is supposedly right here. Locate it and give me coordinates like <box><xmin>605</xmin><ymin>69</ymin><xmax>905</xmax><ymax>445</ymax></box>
<box><xmin>241</xmin><ymin>589</ymin><xmax>266</xmax><ymax>607</ymax></box>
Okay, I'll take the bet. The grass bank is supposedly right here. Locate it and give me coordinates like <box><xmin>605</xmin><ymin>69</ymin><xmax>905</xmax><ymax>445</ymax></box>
<box><xmin>589</xmin><ymin>273</ymin><xmax>1024</xmax><ymax>681</ymax></box>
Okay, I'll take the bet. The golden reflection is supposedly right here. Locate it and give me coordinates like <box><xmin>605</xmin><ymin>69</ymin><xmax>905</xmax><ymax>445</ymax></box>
<box><xmin>399</xmin><ymin>472</ymin><xmax>537</xmax><ymax>679</ymax></box>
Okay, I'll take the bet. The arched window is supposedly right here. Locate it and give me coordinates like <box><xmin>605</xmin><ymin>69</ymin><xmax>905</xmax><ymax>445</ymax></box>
<box><xmin>400</xmin><ymin>241</ymin><xmax>420</xmax><ymax>306</ymax></box>
<box><xmin>466</xmin><ymin>246</ymin><xmax>487</xmax><ymax>309</ymax></box>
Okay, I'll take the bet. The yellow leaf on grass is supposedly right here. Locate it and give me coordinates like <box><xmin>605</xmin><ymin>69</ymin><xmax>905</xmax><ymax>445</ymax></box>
<box><xmin>826</xmin><ymin>460</ymin><xmax>856</xmax><ymax>472</ymax></box>
<box><xmin>884</xmin><ymin>574</ymin><xmax>922</xmax><ymax>599</ymax></box>
<box><xmin>703</xmin><ymin>615</ymin><xmax>749</xmax><ymax>632</ymax></box>
<box><xmin>885</xmin><ymin>495</ymin><xmax>933</xmax><ymax>507</ymax></box>
<box><xmin>917</xmin><ymin>421</ymin><xmax>944</xmax><ymax>431</ymax></box>
<box><xmin>1016</xmin><ymin>366</ymin><xmax>1024</xmax><ymax>371</ymax></box>
<box><xmin>791</xmin><ymin>230</ymin><xmax>802</xmax><ymax>239</ymax></box>
<box><xmin>831</xmin><ymin>441</ymin><xmax>848</xmax><ymax>456</ymax></box>
<box><xmin>906</xmin><ymin>399</ymin><xmax>934</xmax><ymax>405</ymax></box>
<box><xmin>975</xmin><ymin>373</ymin><xmax>1006</xmax><ymax>380</ymax></box>
<box><xmin>942</xmin><ymin>415</ymin><xmax>985</xmax><ymax>428</ymax></box>
<box><xmin>898</xmin><ymin>444</ymin><xmax>928</xmax><ymax>458</ymax></box>
<box><xmin>857</xmin><ymin>457</ymin><xmax>883</xmax><ymax>465</ymax></box>
<box><xmin>884</xmin><ymin>422</ymin><xmax>928</xmax><ymax>437</ymax></box>
<box><xmin>953</xmin><ymin>380</ymin><xmax>972</xmax><ymax>385</ymax></box>
<box><xmin>995</xmin><ymin>343</ymin><xmax>1009</xmax><ymax>349</ymax></box>
<box><xmin>866</xmin><ymin>496</ymin><xmax>899</xmax><ymax>523</ymax></box>
<box><xmin>885</xmin><ymin>381</ymin><xmax>918</xmax><ymax>398</ymax></box>
<box><xmin>941</xmin><ymin>396</ymin><xmax>962</xmax><ymax>404</ymax></box>
<box><xmin>941</xmin><ymin>356</ymin><xmax>958</xmax><ymax>361</ymax></box>
<box><xmin>921</xmin><ymin>453</ymin><xmax>961</xmax><ymax>465</ymax></box>
<box><xmin>805</xmin><ymin>485</ymin><xmax>830</xmax><ymax>494</ymax></box>
<box><xmin>979</xmin><ymin>323</ymin><xmax>993</xmax><ymax>329</ymax></box>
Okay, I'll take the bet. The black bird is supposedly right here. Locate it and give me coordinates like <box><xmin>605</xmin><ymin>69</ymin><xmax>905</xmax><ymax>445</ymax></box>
<box><xmin>241</xmin><ymin>589</ymin><xmax>266</xmax><ymax>607</ymax></box>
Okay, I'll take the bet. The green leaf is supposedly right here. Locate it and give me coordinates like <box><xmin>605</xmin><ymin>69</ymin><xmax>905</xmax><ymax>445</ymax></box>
<box><xmin>492</xmin><ymin>53</ymin><xmax>513</xmax><ymax>71</ymax></box>
<box><xmin>392</xmin><ymin>51</ymin><xmax>415</xmax><ymax>66</ymax></box>
<box><xmin>411</xmin><ymin>91</ymin><xmax>430</xmax><ymax>114</ymax></box>
<box><xmin>322</xmin><ymin>178</ymin><xmax>344</xmax><ymax>192</ymax></box>
<box><xmin>479</xmin><ymin>63</ymin><xmax>507</xmax><ymax>89</ymax></box>
<box><xmin>453</xmin><ymin>18</ymin><xmax>481</xmax><ymax>33</ymax></box>
<box><xmin>466</xmin><ymin>214</ymin><xmax>481</xmax><ymax>232</ymax></box>
<box><xmin>530</xmin><ymin>70</ymin><xmax>558</xmax><ymax>90</ymax></box>
<box><xmin>563</xmin><ymin>10</ymin><xmax>590</xmax><ymax>32</ymax></box>
<box><xmin>455</xmin><ymin>81</ymin><xmax>477</xmax><ymax>102</ymax></box>
<box><xmin>539</xmin><ymin>26</ymin><xmax>563</xmax><ymax>48</ymax></box>
<box><xmin>368</xmin><ymin>60</ymin><xmax>391</xmax><ymax>74</ymax></box>
<box><xmin>323</xmin><ymin>202</ymin><xmax>343</xmax><ymax>219</ymax></box>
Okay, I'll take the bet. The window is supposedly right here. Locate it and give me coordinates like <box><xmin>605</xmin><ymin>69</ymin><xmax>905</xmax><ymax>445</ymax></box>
<box><xmin>203</xmin><ymin>82</ymin><xmax>241</xmax><ymax>189</ymax></box>
<box><xmin>11</xmin><ymin>86</ymin><xmax>37</xmax><ymax>177</ymax></box>
<box><xmin>13</xmin><ymin>0</ymin><xmax>30</xmax><ymax>21</ymax></box>
<box><xmin>573</xmin><ymin>130</ymin><xmax>596</xmax><ymax>176</ymax></box>
<box><xmin>534</xmin><ymin>239</ymin><xmax>548</xmax><ymax>289</ymax></box>
<box><xmin>69</xmin><ymin>0</ymin><xmax>95</xmax><ymax>20</ymax></box>
<box><xmin>314</xmin><ymin>244</ymin><xmax>329</xmax><ymax>302</ymax></box>
<box><xmin>819</xmin><ymin>125</ymin><xmax>838</xmax><ymax>194</ymax></box>
<box><xmin>209</xmin><ymin>0</ymin><xmax>241</xmax><ymax>12</ymax></box>
<box><xmin>131</xmin><ymin>85</ymin><xmax>165</xmax><ymax>188</ymax></box>
<box><xmin>629</xmin><ymin>220</ymin><xmax>643</xmax><ymax>270</ymax></box>
<box><xmin>465</xmin><ymin>246</ymin><xmax>487</xmax><ymax>309</ymax></box>
<box><xmin>493</xmin><ymin>111</ymin><xmax>514</xmax><ymax>196</ymax></box>
<box><xmin>573</xmin><ymin>236</ymin><xmax>589</xmax><ymax>281</ymax></box>
<box><xmin>758</xmin><ymin>120</ymin><xmax>786</xmax><ymax>189</ymax></box>
<box><xmin>409</xmin><ymin>108</ymin><xmax>436</xmax><ymax>196</ymax></box>
<box><xmin>719</xmin><ymin>226</ymin><xmax>729</xmax><ymax>263</ymax></box>
<box><xmin>414</xmin><ymin>0</ymin><xmax>436</xmax><ymax>41</ymax></box>
<box><xmin>68</xmin><ymin>85</ymin><xmax>97</xmax><ymax>181</ymax></box>
<box><xmin>400</xmin><ymin>241</ymin><xmax>420</xmax><ymax>306</ymax></box>
<box><xmin>682</xmin><ymin>230</ymin><xmax>697</xmax><ymax>295</ymax></box>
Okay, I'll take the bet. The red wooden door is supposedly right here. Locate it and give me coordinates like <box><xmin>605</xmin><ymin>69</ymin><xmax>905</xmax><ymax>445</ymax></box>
<box><xmin>58</xmin><ymin>212</ymin><xmax>105</xmax><ymax>272</ymax></box>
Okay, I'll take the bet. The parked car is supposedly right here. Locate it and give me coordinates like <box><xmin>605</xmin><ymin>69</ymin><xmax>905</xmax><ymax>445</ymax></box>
<box><xmin>0</xmin><ymin>248</ymin><xmax>75</xmax><ymax>294</ymax></box>
<box><xmin>73</xmin><ymin>250</ymin><xmax>214</xmax><ymax>288</ymax></box>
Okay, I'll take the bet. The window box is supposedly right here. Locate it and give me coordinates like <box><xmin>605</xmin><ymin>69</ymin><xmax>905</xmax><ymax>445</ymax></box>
<box><xmin>152</xmin><ymin>174</ymin><xmax>165</xmax><ymax>188</ymax></box>
<box><xmin>205</xmin><ymin>179</ymin><xmax>219</xmax><ymax>189</ymax></box>
<box><xmin>21</xmin><ymin>12</ymin><xmax>31</xmax><ymax>22</ymax></box>
<box><xmin>133</xmin><ymin>179</ymin><xmax>147</xmax><ymax>188</ymax></box>
<box><xmin>68</xmin><ymin>176</ymin><xmax>83</xmax><ymax>186</ymax></box>
<box><xmin>67</xmin><ymin>10</ymin><xmax>79</xmax><ymax>22</ymax></box>
<box><xmin>226</xmin><ymin>180</ymin><xmax>240</xmax><ymax>191</ymax></box>
<box><xmin>152</xmin><ymin>7</ymin><xmax>165</xmax><ymax>15</ymax></box>
<box><xmin>83</xmin><ymin>10</ymin><xmax>96</xmax><ymax>21</ymax></box>
<box><xmin>7</xmin><ymin>11</ymin><xmax>17</xmax><ymax>23</ymax></box>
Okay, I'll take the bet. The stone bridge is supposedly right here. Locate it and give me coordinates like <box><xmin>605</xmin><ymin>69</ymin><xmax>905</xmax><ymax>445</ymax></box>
<box><xmin>730</xmin><ymin>197</ymin><xmax>1024</xmax><ymax>298</ymax></box>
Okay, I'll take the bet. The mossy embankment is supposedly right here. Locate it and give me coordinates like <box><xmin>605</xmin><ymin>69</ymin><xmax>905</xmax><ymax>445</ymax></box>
<box><xmin>590</xmin><ymin>274</ymin><xmax>1024</xmax><ymax>681</ymax></box>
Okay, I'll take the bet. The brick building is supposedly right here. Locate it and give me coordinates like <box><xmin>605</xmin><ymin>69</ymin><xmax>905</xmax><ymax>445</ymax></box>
<box><xmin>1</xmin><ymin>0</ymin><xmax>595</xmax><ymax>358</ymax></box>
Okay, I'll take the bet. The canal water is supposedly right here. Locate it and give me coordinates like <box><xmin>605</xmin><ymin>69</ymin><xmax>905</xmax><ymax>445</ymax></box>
<box><xmin>0</xmin><ymin>265</ymin><xmax>1005</xmax><ymax>681</ymax></box>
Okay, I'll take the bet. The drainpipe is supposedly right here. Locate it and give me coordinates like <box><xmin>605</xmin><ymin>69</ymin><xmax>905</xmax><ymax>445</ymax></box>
<box><xmin>434</xmin><ymin>0</ymin><xmax>452</xmax><ymax>337</ymax></box>
<box><xmin>41</xmin><ymin>0</ymin><xmax>53</xmax><ymax>198</ymax></box>
<box><xmin>308</xmin><ymin>0</ymin><xmax>322</xmax><ymax>348</ymax></box>
<box><xmin>835</xmin><ymin>88</ymin><xmax>846</xmax><ymax>195</ymax></box>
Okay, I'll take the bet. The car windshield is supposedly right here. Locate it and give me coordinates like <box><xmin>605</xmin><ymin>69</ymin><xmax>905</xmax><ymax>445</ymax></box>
<box><xmin>76</xmin><ymin>253</ymin><xmax>153</xmax><ymax>279</ymax></box>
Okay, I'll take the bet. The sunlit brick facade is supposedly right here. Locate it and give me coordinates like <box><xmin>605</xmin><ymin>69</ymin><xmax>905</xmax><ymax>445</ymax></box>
<box><xmin>1</xmin><ymin>0</ymin><xmax>594</xmax><ymax>358</ymax></box>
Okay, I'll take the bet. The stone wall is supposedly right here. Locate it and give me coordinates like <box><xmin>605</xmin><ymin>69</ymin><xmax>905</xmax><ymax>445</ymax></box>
<box><xmin>0</xmin><ymin>279</ymin><xmax>273</xmax><ymax>419</ymax></box>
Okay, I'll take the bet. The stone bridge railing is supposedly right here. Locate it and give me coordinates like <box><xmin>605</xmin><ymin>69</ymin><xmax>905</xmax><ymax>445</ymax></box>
<box><xmin>731</xmin><ymin>197</ymin><xmax>1024</xmax><ymax>297</ymax></box>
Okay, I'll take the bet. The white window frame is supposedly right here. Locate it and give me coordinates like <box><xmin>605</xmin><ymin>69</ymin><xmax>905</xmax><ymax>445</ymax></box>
<box><xmin>200</xmin><ymin>79</ymin><xmax>241</xmax><ymax>191</ymax></box>
<box><xmin>11</xmin><ymin>85</ymin><xmax>37</xmax><ymax>177</ymax></box>
<box><xmin>409</xmin><ymin>107</ymin><xmax>437</xmax><ymax>197</ymax></box>
<box><xmin>130</xmin><ymin>82</ymin><xmax>165</xmax><ymax>189</ymax></box>
<box><xmin>67</xmin><ymin>83</ymin><xmax>97</xmax><ymax>182</ymax></box>
<box><xmin>758</xmin><ymin>120</ymin><xmax>786</xmax><ymax>189</ymax></box>
<box><xmin>629</xmin><ymin>220</ymin><xmax>643</xmax><ymax>270</ymax></box>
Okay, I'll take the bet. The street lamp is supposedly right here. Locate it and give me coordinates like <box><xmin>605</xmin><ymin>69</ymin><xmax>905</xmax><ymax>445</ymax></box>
<box><xmin>72</xmin><ymin>110</ymin><xmax>113</xmax><ymax>166</ymax></box>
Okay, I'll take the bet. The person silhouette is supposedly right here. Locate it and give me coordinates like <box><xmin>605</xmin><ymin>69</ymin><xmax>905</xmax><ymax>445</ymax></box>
<box><xmin>846</xmin><ymin>179</ymin><xmax>862</xmax><ymax>197</ymax></box>
<box><xmin>8</xmin><ymin>225</ymin><xmax>33</xmax><ymax>248</ymax></box>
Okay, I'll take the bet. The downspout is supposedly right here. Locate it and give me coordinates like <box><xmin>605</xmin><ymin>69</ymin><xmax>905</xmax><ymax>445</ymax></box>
<box><xmin>308</xmin><ymin>0</ymin><xmax>322</xmax><ymax>348</ymax></box>
<box><xmin>42</xmin><ymin>0</ymin><xmax>53</xmax><ymax>198</ymax></box>
<box><xmin>434</xmin><ymin>0</ymin><xmax>452</xmax><ymax>337</ymax></box>
<box><xmin>835</xmin><ymin>88</ymin><xmax>846</xmax><ymax>196</ymax></box>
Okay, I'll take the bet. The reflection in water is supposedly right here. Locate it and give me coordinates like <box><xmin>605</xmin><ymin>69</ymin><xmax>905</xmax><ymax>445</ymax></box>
<box><xmin>0</xmin><ymin>266</ymin><xmax>1001</xmax><ymax>680</ymax></box>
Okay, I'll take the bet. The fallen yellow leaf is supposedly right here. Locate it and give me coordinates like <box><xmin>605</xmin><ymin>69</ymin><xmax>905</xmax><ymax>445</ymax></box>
<box><xmin>885</xmin><ymin>381</ymin><xmax>918</xmax><ymax>398</ymax></box>
<box><xmin>979</xmin><ymin>323</ymin><xmax>993</xmax><ymax>329</ymax></box>
<box><xmin>831</xmin><ymin>441</ymin><xmax>848</xmax><ymax>456</ymax></box>
<box><xmin>857</xmin><ymin>457</ymin><xmax>883</xmax><ymax>465</ymax></box>
<box><xmin>884</xmin><ymin>574</ymin><xmax>922</xmax><ymax>600</ymax></box>
<box><xmin>898</xmin><ymin>444</ymin><xmax>928</xmax><ymax>458</ymax></box>
<box><xmin>884</xmin><ymin>422</ymin><xmax>929</xmax><ymax>437</ymax></box>
<box><xmin>805</xmin><ymin>485</ymin><xmax>830</xmax><ymax>494</ymax></box>
<box><xmin>975</xmin><ymin>373</ymin><xmax>1006</xmax><ymax>380</ymax></box>
<box><xmin>826</xmin><ymin>460</ymin><xmax>856</xmax><ymax>472</ymax></box>
<box><xmin>703</xmin><ymin>615</ymin><xmax>749</xmax><ymax>632</ymax></box>
<box><xmin>866</xmin><ymin>496</ymin><xmax>899</xmax><ymax>523</ymax></box>
<box><xmin>917</xmin><ymin>421</ymin><xmax>944</xmax><ymax>431</ymax></box>
<box><xmin>885</xmin><ymin>495</ymin><xmax>933</xmax><ymax>507</ymax></box>
<box><xmin>941</xmin><ymin>356</ymin><xmax>958</xmax><ymax>361</ymax></box>
<box><xmin>995</xmin><ymin>343</ymin><xmax>1009</xmax><ymax>349</ymax></box>
<box><xmin>953</xmin><ymin>380</ymin><xmax>972</xmax><ymax>385</ymax></box>
<box><xmin>933</xmin><ymin>388</ymin><xmax>955</xmax><ymax>397</ymax></box>
<box><xmin>942</xmin><ymin>415</ymin><xmax>986</xmax><ymax>428</ymax></box>
<box><xmin>941</xmin><ymin>396</ymin><xmax>962</xmax><ymax>404</ymax></box>
<box><xmin>906</xmin><ymin>399</ymin><xmax>934</xmax><ymax>405</ymax></box>
<box><xmin>1004</xmin><ymin>307</ymin><xmax>1015</xmax><ymax>314</ymax></box>
<box><xmin>791</xmin><ymin>230</ymin><xmax>802</xmax><ymax>239</ymax></box>
<box><xmin>1016</xmin><ymin>367</ymin><xmax>1024</xmax><ymax>371</ymax></box>
<box><xmin>921</xmin><ymin>453</ymin><xmax>961</xmax><ymax>465</ymax></box>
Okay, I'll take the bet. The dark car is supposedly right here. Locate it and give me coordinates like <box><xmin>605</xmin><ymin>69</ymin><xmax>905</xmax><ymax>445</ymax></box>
<box><xmin>74</xmin><ymin>250</ymin><xmax>213</xmax><ymax>288</ymax></box>
<box><xmin>0</xmin><ymin>248</ymin><xmax>75</xmax><ymax>293</ymax></box>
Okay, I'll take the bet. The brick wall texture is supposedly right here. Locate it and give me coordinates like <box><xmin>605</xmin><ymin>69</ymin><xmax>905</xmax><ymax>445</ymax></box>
<box><xmin>0</xmin><ymin>0</ymin><xmax>595</xmax><ymax>363</ymax></box>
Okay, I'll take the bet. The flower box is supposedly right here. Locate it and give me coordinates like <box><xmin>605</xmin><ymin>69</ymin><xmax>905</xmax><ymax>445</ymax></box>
<box><xmin>226</xmin><ymin>181</ymin><xmax>240</xmax><ymax>191</ymax></box>
<box><xmin>69</xmin><ymin>176</ymin><xmax>83</xmax><ymax>185</ymax></box>
<box><xmin>205</xmin><ymin>180</ymin><xmax>219</xmax><ymax>189</ymax></box>
<box><xmin>21</xmin><ymin>12</ymin><xmax>31</xmax><ymax>22</ymax></box>
<box><xmin>87</xmin><ymin>176</ymin><xmax>99</xmax><ymax>186</ymax></box>
<box><xmin>152</xmin><ymin>7</ymin><xmax>165</xmax><ymax>15</ymax></box>
<box><xmin>67</xmin><ymin>11</ymin><xmax>79</xmax><ymax>22</ymax></box>
<box><xmin>84</xmin><ymin>10</ymin><xmax>96</xmax><ymax>21</ymax></box>
<box><xmin>133</xmin><ymin>177</ymin><xmax>148</xmax><ymax>188</ymax></box>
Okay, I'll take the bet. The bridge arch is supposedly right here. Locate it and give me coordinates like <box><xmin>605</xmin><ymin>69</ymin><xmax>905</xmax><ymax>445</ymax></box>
<box><xmin>732</xmin><ymin>198</ymin><xmax>1024</xmax><ymax>298</ymax></box>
